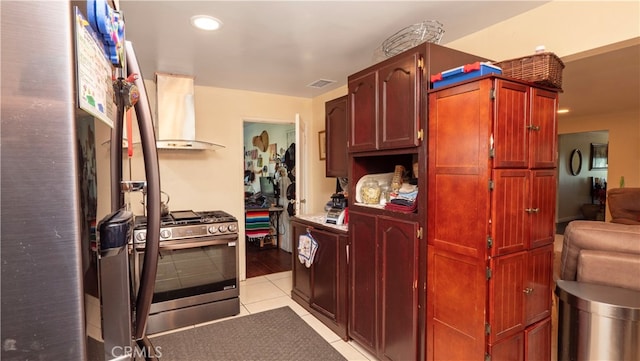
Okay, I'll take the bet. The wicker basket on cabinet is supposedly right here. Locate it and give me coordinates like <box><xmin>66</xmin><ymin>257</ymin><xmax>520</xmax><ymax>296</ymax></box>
<box><xmin>494</xmin><ymin>52</ymin><xmax>565</xmax><ymax>89</ymax></box>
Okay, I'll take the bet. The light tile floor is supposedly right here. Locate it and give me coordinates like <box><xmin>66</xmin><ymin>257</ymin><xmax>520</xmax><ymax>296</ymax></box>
<box><xmin>152</xmin><ymin>271</ymin><xmax>377</xmax><ymax>360</ymax></box>
<box><xmin>238</xmin><ymin>271</ymin><xmax>377</xmax><ymax>361</ymax></box>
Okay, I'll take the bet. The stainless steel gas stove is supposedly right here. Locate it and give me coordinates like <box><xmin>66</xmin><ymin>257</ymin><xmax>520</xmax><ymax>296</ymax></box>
<box><xmin>131</xmin><ymin>210</ymin><xmax>240</xmax><ymax>334</ymax></box>
<box><xmin>132</xmin><ymin>210</ymin><xmax>238</xmax><ymax>246</ymax></box>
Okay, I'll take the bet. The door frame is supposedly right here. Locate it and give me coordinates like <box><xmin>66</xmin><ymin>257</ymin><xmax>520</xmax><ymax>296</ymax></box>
<box><xmin>241</xmin><ymin>116</ymin><xmax>304</xmax><ymax>280</ymax></box>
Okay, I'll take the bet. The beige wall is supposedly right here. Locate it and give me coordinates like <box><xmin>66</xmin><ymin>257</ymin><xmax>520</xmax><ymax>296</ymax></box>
<box><xmin>557</xmin><ymin>131</ymin><xmax>609</xmax><ymax>222</ymax></box>
<box><xmin>558</xmin><ymin>110</ymin><xmax>640</xmax><ymax>220</ymax></box>
<box><xmin>559</xmin><ymin>110</ymin><xmax>640</xmax><ymax>187</ymax></box>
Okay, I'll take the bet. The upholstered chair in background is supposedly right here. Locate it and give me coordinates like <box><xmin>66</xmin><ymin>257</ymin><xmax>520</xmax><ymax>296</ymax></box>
<box><xmin>559</xmin><ymin>220</ymin><xmax>640</xmax><ymax>290</ymax></box>
<box><xmin>608</xmin><ymin>187</ymin><xmax>640</xmax><ymax>225</ymax></box>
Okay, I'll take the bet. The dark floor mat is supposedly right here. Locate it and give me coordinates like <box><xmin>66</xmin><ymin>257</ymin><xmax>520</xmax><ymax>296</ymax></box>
<box><xmin>150</xmin><ymin>306</ymin><xmax>347</xmax><ymax>361</ymax></box>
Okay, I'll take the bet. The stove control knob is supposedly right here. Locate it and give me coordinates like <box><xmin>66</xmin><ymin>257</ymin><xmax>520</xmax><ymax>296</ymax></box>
<box><xmin>228</xmin><ymin>224</ymin><xmax>238</xmax><ymax>232</ymax></box>
<box><xmin>160</xmin><ymin>229</ymin><xmax>171</xmax><ymax>239</ymax></box>
<box><xmin>208</xmin><ymin>225</ymin><xmax>218</xmax><ymax>234</ymax></box>
<box><xmin>135</xmin><ymin>232</ymin><xmax>146</xmax><ymax>242</ymax></box>
<box><xmin>219</xmin><ymin>224</ymin><xmax>228</xmax><ymax>233</ymax></box>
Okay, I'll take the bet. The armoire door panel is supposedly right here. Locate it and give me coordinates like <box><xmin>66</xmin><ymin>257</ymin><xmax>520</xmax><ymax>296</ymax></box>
<box><xmin>529</xmin><ymin>88</ymin><xmax>558</xmax><ymax>169</ymax></box>
<box><xmin>489</xmin><ymin>251</ymin><xmax>526</xmax><ymax>342</ymax></box>
<box><xmin>493</xmin><ymin>80</ymin><xmax>529</xmax><ymax>169</ymax></box>
<box><xmin>428</xmin><ymin>80</ymin><xmax>491</xmax><ymax>259</ymax></box>
<box><xmin>427</xmin><ymin>246</ymin><xmax>487</xmax><ymax>360</ymax></box>
<box><xmin>525</xmin><ymin>245</ymin><xmax>553</xmax><ymax>325</ymax></box>
<box><xmin>489</xmin><ymin>332</ymin><xmax>524</xmax><ymax>361</ymax></box>
<box><xmin>525</xmin><ymin>317</ymin><xmax>551</xmax><ymax>361</ymax></box>
<box><xmin>492</xmin><ymin>169</ymin><xmax>529</xmax><ymax>256</ymax></box>
<box><xmin>529</xmin><ymin>170</ymin><xmax>556</xmax><ymax>249</ymax></box>
<box><xmin>348</xmin><ymin>71</ymin><xmax>377</xmax><ymax>152</ymax></box>
<box><xmin>430</xmin><ymin>173</ymin><xmax>490</xmax><ymax>259</ymax></box>
<box><xmin>429</xmin><ymin>81</ymin><xmax>490</xmax><ymax>174</ymax></box>
<box><xmin>378</xmin><ymin>51</ymin><xmax>420</xmax><ymax>150</ymax></box>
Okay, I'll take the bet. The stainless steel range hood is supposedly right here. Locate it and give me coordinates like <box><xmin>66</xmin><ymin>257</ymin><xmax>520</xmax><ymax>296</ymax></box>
<box><xmin>155</xmin><ymin>73</ymin><xmax>224</xmax><ymax>150</ymax></box>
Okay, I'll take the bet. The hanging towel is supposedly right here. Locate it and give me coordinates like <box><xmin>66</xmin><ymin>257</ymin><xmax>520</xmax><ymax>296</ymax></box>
<box><xmin>298</xmin><ymin>233</ymin><xmax>318</xmax><ymax>268</ymax></box>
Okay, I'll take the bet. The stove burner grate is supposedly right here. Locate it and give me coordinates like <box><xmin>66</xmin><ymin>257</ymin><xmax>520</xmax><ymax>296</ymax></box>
<box><xmin>134</xmin><ymin>210</ymin><xmax>237</xmax><ymax>229</ymax></box>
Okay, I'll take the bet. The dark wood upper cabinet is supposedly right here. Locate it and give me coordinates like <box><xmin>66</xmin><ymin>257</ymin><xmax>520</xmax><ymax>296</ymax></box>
<box><xmin>348</xmin><ymin>70</ymin><xmax>378</xmax><ymax>152</ymax></box>
<box><xmin>347</xmin><ymin>43</ymin><xmax>488</xmax><ymax>154</ymax></box>
<box><xmin>348</xmin><ymin>49</ymin><xmax>422</xmax><ymax>153</ymax></box>
<box><xmin>325</xmin><ymin>95</ymin><xmax>348</xmax><ymax>178</ymax></box>
<box><xmin>377</xmin><ymin>50</ymin><xmax>421</xmax><ymax>150</ymax></box>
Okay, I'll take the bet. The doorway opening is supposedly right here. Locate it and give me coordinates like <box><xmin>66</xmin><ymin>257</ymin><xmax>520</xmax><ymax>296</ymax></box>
<box><xmin>557</xmin><ymin>130</ymin><xmax>609</xmax><ymax>233</ymax></box>
<box><xmin>243</xmin><ymin>120</ymin><xmax>295</xmax><ymax>278</ymax></box>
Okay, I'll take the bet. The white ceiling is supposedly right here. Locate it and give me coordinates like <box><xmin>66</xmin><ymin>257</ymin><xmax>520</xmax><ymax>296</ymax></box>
<box><xmin>119</xmin><ymin>1</ymin><xmax>639</xmax><ymax>120</ymax></box>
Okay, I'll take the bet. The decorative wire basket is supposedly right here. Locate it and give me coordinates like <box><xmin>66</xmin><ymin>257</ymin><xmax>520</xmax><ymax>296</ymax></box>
<box><xmin>378</xmin><ymin>20</ymin><xmax>445</xmax><ymax>59</ymax></box>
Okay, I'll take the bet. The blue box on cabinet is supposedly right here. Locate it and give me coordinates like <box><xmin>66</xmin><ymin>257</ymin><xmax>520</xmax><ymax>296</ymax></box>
<box><xmin>431</xmin><ymin>62</ymin><xmax>502</xmax><ymax>89</ymax></box>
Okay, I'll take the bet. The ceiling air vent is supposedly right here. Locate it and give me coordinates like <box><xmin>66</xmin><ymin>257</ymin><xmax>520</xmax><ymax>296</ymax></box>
<box><xmin>307</xmin><ymin>79</ymin><xmax>336</xmax><ymax>88</ymax></box>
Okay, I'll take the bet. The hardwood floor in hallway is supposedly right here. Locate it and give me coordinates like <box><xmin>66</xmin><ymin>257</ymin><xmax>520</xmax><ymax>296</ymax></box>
<box><xmin>246</xmin><ymin>242</ymin><xmax>292</xmax><ymax>278</ymax></box>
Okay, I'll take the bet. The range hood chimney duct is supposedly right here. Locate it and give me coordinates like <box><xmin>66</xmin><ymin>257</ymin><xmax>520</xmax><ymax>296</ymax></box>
<box><xmin>155</xmin><ymin>73</ymin><xmax>223</xmax><ymax>150</ymax></box>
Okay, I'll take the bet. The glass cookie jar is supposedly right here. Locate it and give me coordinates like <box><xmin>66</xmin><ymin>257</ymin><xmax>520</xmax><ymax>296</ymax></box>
<box><xmin>361</xmin><ymin>179</ymin><xmax>381</xmax><ymax>205</ymax></box>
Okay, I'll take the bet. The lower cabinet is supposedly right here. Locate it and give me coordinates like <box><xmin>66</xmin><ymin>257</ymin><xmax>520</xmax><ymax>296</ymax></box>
<box><xmin>349</xmin><ymin>212</ymin><xmax>377</xmax><ymax>349</ymax></box>
<box><xmin>427</xmin><ymin>244</ymin><xmax>553</xmax><ymax>361</ymax></box>
<box><xmin>525</xmin><ymin>317</ymin><xmax>552</xmax><ymax>361</ymax></box>
<box><xmin>349</xmin><ymin>211</ymin><xmax>420</xmax><ymax>361</ymax></box>
<box><xmin>488</xmin><ymin>317</ymin><xmax>551</xmax><ymax>361</ymax></box>
<box><xmin>488</xmin><ymin>245</ymin><xmax>554</xmax><ymax>360</ymax></box>
<box><xmin>290</xmin><ymin>218</ymin><xmax>349</xmax><ymax>340</ymax></box>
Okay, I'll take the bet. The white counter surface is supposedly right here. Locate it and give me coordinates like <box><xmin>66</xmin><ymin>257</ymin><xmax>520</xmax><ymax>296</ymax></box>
<box><xmin>294</xmin><ymin>213</ymin><xmax>348</xmax><ymax>233</ymax></box>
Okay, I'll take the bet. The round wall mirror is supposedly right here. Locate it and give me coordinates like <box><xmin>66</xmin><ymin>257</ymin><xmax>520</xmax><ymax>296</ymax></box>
<box><xmin>570</xmin><ymin>149</ymin><xmax>582</xmax><ymax>176</ymax></box>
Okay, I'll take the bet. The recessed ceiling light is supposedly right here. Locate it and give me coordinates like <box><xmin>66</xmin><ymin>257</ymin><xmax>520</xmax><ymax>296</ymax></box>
<box><xmin>557</xmin><ymin>109</ymin><xmax>570</xmax><ymax>114</ymax></box>
<box><xmin>190</xmin><ymin>15</ymin><xmax>223</xmax><ymax>31</ymax></box>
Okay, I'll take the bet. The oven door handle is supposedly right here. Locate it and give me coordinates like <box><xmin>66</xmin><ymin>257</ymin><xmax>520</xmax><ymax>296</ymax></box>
<box><xmin>158</xmin><ymin>236</ymin><xmax>238</xmax><ymax>250</ymax></box>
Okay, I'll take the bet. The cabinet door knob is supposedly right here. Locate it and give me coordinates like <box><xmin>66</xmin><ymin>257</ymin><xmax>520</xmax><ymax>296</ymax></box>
<box><xmin>525</xmin><ymin>208</ymin><xmax>540</xmax><ymax>213</ymax></box>
<box><xmin>527</xmin><ymin>125</ymin><xmax>541</xmax><ymax>131</ymax></box>
<box><xmin>523</xmin><ymin>287</ymin><xmax>534</xmax><ymax>294</ymax></box>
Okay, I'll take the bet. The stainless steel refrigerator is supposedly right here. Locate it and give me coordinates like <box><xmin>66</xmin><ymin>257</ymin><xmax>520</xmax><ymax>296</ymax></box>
<box><xmin>2</xmin><ymin>1</ymin><xmax>162</xmax><ymax>360</ymax></box>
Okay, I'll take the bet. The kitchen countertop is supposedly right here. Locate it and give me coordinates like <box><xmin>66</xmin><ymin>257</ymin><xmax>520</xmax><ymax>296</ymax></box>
<box><xmin>293</xmin><ymin>213</ymin><xmax>348</xmax><ymax>233</ymax></box>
